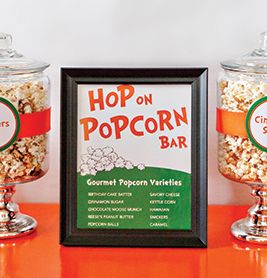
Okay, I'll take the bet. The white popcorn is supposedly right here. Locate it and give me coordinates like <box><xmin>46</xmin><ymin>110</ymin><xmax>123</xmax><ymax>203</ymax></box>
<box><xmin>0</xmin><ymin>81</ymin><xmax>48</xmax><ymax>184</ymax></box>
<box><xmin>95</xmin><ymin>162</ymin><xmax>104</xmax><ymax>171</ymax></box>
<box><xmin>80</xmin><ymin>147</ymin><xmax>145</xmax><ymax>175</ymax></box>
<box><xmin>115</xmin><ymin>157</ymin><xmax>125</xmax><ymax>168</ymax></box>
<box><xmin>102</xmin><ymin>146</ymin><xmax>113</xmax><ymax>156</ymax></box>
<box><xmin>108</xmin><ymin>152</ymin><xmax>118</xmax><ymax>163</ymax></box>
<box><xmin>100</xmin><ymin>157</ymin><xmax>110</xmax><ymax>166</ymax></box>
<box><xmin>87</xmin><ymin>146</ymin><xmax>94</xmax><ymax>155</ymax></box>
<box><xmin>92</xmin><ymin>149</ymin><xmax>104</xmax><ymax>160</ymax></box>
<box><xmin>80</xmin><ymin>164</ymin><xmax>89</xmax><ymax>176</ymax></box>
<box><xmin>218</xmin><ymin>78</ymin><xmax>267</xmax><ymax>183</ymax></box>
<box><xmin>88</xmin><ymin>168</ymin><xmax>97</xmax><ymax>176</ymax></box>
<box><xmin>125</xmin><ymin>161</ymin><xmax>134</xmax><ymax>170</ymax></box>
<box><xmin>257</xmin><ymin>170</ymin><xmax>264</xmax><ymax>177</ymax></box>
<box><xmin>105</xmin><ymin>163</ymin><xmax>115</xmax><ymax>172</ymax></box>
<box><xmin>87</xmin><ymin>159</ymin><xmax>96</xmax><ymax>168</ymax></box>
<box><xmin>137</xmin><ymin>163</ymin><xmax>145</xmax><ymax>171</ymax></box>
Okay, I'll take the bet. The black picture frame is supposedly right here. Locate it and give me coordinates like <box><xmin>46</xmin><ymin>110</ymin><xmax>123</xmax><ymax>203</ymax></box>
<box><xmin>60</xmin><ymin>68</ymin><xmax>208</xmax><ymax>247</ymax></box>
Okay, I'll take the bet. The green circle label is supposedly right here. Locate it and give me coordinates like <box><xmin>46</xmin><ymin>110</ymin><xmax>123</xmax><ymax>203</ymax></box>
<box><xmin>246</xmin><ymin>96</ymin><xmax>267</xmax><ymax>152</ymax></box>
<box><xmin>0</xmin><ymin>97</ymin><xmax>20</xmax><ymax>152</ymax></box>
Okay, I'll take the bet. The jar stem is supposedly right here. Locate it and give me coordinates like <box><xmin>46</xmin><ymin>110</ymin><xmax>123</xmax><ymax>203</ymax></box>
<box><xmin>231</xmin><ymin>184</ymin><xmax>267</xmax><ymax>243</ymax></box>
<box><xmin>0</xmin><ymin>185</ymin><xmax>37</xmax><ymax>238</ymax></box>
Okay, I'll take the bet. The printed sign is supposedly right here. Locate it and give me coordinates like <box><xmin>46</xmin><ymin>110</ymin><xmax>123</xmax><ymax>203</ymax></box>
<box><xmin>60</xmin><ymin>68</ymin><xmax>207</xmax><ymax>247</ymax></box>
<box><xmin>246</xmin><ymin>96</ymin><xmax>267</xmax><ymax>152</ymax></box>
<box><xmin>0</xmin><ymin>97</ymin><xmax>20</xmax><ymax>152</ymax></box>
<box><xmin>77</xmin><ymin>84</ymin><xmax>191</xmax><ymax>230</ymax></box>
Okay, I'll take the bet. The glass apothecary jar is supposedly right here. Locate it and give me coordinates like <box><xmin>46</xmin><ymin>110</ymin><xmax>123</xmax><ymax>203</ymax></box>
<box><xmin>0</xmin><ymin>33</ymin><xmax>50</xmax><ymax>238</ymax></box>
<box><xmin>217</xmin><ymin>32</ymin><xmax>267</xmax><ymax>243</ymax></box>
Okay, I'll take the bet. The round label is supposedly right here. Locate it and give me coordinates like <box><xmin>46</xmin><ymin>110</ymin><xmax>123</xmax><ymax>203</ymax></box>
<box><xmin>0</xmin><ymin>97</ymin><xmax>20</xmax><ymax>152</ymax></box>
<box><xmin>246</xmin><ymin>96</ymin><xmax>267</xmax><ymax>152</ymax></box>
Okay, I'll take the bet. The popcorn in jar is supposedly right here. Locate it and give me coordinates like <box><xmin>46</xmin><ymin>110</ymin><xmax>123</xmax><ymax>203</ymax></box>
<box><xmin>217</xmin><ymin>77</ymin><xmax>267</xmax><ymax>183</ymax></box>
<box><xmin>216</xmin><ymin>32</ymin><xmax>267</xmax><ymax>243</ymax></box>
<box><xmin>0</xmin><ymin>33</ymin><xmax>50</xmax><ymax>238</ymax></box>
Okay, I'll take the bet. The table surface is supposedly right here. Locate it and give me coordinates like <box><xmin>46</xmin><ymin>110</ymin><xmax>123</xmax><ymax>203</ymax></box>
<box><xmin>0</xmin><ymin>204</ymin><xmax>266</xmax><ymax>278</ymax></box>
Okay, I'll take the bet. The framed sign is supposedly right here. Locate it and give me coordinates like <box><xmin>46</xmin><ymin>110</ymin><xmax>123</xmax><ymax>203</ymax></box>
<box><xmin>60</xmin><ymin>68</ymin><xmax>207</xmax><ymax>247</ymax></box>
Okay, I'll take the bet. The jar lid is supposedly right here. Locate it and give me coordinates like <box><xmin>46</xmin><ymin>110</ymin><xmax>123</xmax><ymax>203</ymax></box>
<box><xmin>221</xmin><ymin>32</ymin><xmax>267</xmax><ymax>74</ymax></box>
<box><xmin>0</xmin><ymin>33</ymin><xmax>49</xmax><ymax>75</ymax></box>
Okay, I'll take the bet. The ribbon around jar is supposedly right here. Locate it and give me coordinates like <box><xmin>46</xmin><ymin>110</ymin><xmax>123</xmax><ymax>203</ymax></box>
<box><xmin>216</xmin><ymin>108</ymin><xmax>247</xmax><ymax>138</ymax></box>
<box><xmin>18</xmin><ymin>108</ymin><xmax>51</xmax><ymax>138</ymax></box>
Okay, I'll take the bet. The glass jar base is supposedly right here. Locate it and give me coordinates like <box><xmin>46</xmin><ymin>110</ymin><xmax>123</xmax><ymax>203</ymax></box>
<box><xmin>231</xmin><ymin>218</ymin><xmax>267</xmax><ymax>244</ymax></box>
<box><xmin>0</xmin><ymin>185</ymin><xmax>38</xmax><ymax>239</ymax></box>
<box><xmin>0</xmin><ymin>213</ymin><xmax>37</xmax><ymax>239</ymax></box>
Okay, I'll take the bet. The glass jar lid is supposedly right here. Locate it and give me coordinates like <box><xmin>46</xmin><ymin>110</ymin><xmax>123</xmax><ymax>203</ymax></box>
<box><xmin>0</xmin><ymin>33</ymin><xmax>49</xmax><ymax>75</ymax></box>
<box><xmin>221</xmin><ymin>32</ymin><xmax>267</xmax><ymax>74</ymax></box>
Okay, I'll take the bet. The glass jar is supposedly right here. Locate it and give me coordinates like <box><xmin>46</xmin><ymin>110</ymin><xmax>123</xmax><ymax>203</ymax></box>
<box><xmin>0</xmin><ymin>33</ymin><xmax>50</xmax><ymax>238</ymax></box>
<box><xmin>217</xmin><ymin>71</ymin><xmax>267</xmax><ymax>184</ymax></box>
<box><xmin>217</xmin><ymin>32</ymin><xmax>267</xmax><ymax>243</ymax></box>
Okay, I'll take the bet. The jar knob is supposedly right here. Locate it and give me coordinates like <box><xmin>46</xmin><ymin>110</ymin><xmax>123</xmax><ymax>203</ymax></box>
<box><xmin>0</xmin><ymin>33</ymin><xmax>12</xmax><ymax>50</ymax></box>
<box><xmin>259</xmin><ymin>32</ymin><xmax>267</xmax><ymax>51</ymax></box>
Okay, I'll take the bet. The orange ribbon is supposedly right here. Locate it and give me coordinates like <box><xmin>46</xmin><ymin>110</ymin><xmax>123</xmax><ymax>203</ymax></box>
<box><xmin>216</xmin><ymin>108</ymin><xmax>248</xmax><ymax>138</ymax></box>
<box><xmin>18</xmin><ymin>108</ymin><xmax>51</xmax><ymax>139</ymax></box>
